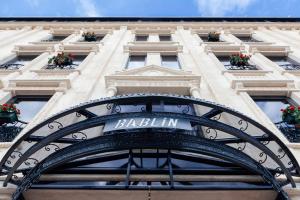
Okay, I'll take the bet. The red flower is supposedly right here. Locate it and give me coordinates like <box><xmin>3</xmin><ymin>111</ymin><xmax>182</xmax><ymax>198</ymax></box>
<box><xmin>290</xmin><ymin>106</ymin><xmax>295</xmax><ymax>111</ymax></box>
<box><xmin>3</xmin><ymin>104</ymin><xmax>8</xmax><ymax>107</ymax></box>
<box><xmin>280</xmin><ymin>109</ymin><xmax>284</xmax><ymax>112</ymax></box>
<box><xmin>2</xmin><ymin>107</ymin><xmax>7</xmax><ymax>111</ymax></box>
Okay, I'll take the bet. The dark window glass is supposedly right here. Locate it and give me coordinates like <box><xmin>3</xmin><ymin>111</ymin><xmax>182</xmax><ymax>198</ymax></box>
<box><xmin>252</xmin><ymin>97</ymin><xmax>292</xmax><ymax>123</ymax></box>
<box><xmin>72</xmin><ymin>55</ymin><xmax>87</xmax><ymax>66</ymax></box>
<box><xmin>1</xmin><ymin>55</ymin><xmax>39</xmax><ymax>69</ymax></box>
<box><xmin>135</xmin><ymin>35</ymin><xmax>148</xmax><ymax>42</ymax></box>
<box><xmin>235</xmin><ymin>35</ymin><xmax>260</xmax><ymax>42</ymax></box>
<box><xmin>161</xmin><ymin>55</ymin><xmax>180</xmax><ymax>69</ymax></box>
<box><xmin>159</xmin><ymin>35</ymin><xmax>171</xmax><ymax>41</ymax></box>
<box><xmin>51</xmin><ymin>35</ymin><xmax>68</xmax><ymax>41</ymax></box>
<box><xmin>266</xmin><ymin>56</ymin><xmax>300</xmax><ymax>70</ymax></box>
<box><xmin>8</xmin><ymin>96</ymin><xmax>51</xmax><ymax>122</ymax></box>
<box><xmin>198</xmin><ymin>34</ymin><xmax>208</xmax><ymax>42</ymax></box>
<box><xmin>216</xmin><ymin>56</ymin><xmax>231</xmax><ymax>66</ymax></box>
<box><xmin>127</xmin><ymin>55</ymin><xmax>146</xmax><ymax>69</ymax></box>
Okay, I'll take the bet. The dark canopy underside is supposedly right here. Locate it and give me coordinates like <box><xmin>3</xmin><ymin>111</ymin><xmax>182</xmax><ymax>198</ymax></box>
<box><xmin>0</xmin><ymin>94</ymin><xmax>298</xmax><ymax>200</ymax></box>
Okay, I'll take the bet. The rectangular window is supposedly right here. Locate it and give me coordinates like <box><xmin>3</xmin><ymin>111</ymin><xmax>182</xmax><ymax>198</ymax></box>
<box><xmin>252</xmin><ymin>96</ymin><xmax>300</xmax><ymax>142</ymax></box>
<box><xmin>1</xmin><ymin>55</ymin><xmax>39</xmax><ymax>70</ymax></box>
<box><xmin>198</xmin><ymin>34</ymin><xmax>208</xmax><ymax>42</ymax></box>
<box><xmin>42</xmin><ymin>35</ymin><xmax>68</xmax><ymax>42</ymax></box>
<box><xmin>235</xmin><ymin>35</ymin><xmax>260</xmax><ymax>42</ymax></box>
<box><xmin>161</xmin><ymin>55</ymin><xmax>180</xmax><ymax>69</ymax></box>
<box><xmin>159</xmin><ymin>35</ymin><xmax>171</xmax><ymax>41</ymax></box>
<box><xmin>135</xmin><ymin>35</ymin><xmax>148</xmax><ymax>42</ymax></box>
<box><xmin>266</xmin><ymin>56</ymin><xmax>300</xmax><ymax>70</ymax></box>
<box><xmin>8</xmin><ymin>95</ymin><xmax>52</xmax><ymax>122</ymax></box>
<box><xmin>72</xmin><ymin>55</ymin><xmax>87</xmax><ymax>66</ymax></box>
<box><xmin>126</xmin><ymin>55</ymin><xmax>146</xmax><ymax>69</ymax></box>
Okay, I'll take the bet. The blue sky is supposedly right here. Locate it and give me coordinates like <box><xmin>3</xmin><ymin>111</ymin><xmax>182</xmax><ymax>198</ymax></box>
<box><xmin>0</xmin><ymin>0</ymin><xmax>299</xmax><ymax>17</ymax></box>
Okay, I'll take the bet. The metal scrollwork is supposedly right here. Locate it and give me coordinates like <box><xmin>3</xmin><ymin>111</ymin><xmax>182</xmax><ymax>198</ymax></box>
<box><xmin>205</xmin><ymin>127</ymin><xmax>218</xmax><ymax>140</ymax></box>
<box><xmin>238</xmin><ymin>119</ymin><xmax>248</xmax><ymax>131</ymax></box>
<box><xmin>177</xmin><ymin>105</ymin><xmax>190</xmax><ymax>114</ymax></box>
<box><xmin>277</xmin><ymin>148</ymin><xmax>286</xmax><ymax>159</ymax></box>
<box><xmin>258</xmin><ymin>151</ymin><xmax>268</xmax><ymax>164</ymax></box>
<box><xmin>236</xmin><ymin>142</ymin><xmax>247</xmax><ymax>151</ymax></box>
<box><xmin>48</xmin><ymin>121</ymin><xmax>63</xmax><ymax>130</ymax></box>
<box><xmin>261</xmin><ymin>134</ymin><xmax>270</xmax><ymax>145</ymax></box>
<box><xmin>24</xmin><ymin>158</ymin><xmax>39</xmax><ymax>167</ymax></box>
<box><xmin>6</xmin><ymin>151</ymin><xmax>23</xmax><ymax>165</ymax></box>
<box><xmin>71</xmin><ymin>131</ymin><xmax>87</xmax><ymax>140</ymax></box>
<box><xmin>44</xmin><ymin>144</ymin><xmax>60</xmax><ymax>152</ymax></box>
<box><xmin>212</xmin><ymin>113</ymin><xmax>222</xmax><ymax>121</ymax></box>
<box><xmin>75</xmin><ymin>112</ymin><xmax>82</xmax><ymax>118</ymax></box>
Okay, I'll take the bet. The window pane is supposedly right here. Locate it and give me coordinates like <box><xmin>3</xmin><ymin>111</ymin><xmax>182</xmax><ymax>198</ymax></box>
<box><xmin>217</xmin><ymin>56</ymin><xmax>230</xmax><ymax>66</ymax></box>
<box><xmin>253</xmin><ymin>97</ymin><xmax>290</xmax><ymax>123</ymax></box>
<box><xmin>159</xmin><ymin>35</ymin><xmax>171</xmax><ymax>41</ymax></box>
<box><xmin>135</xmin><ymin>35</ymin><xmax>148</xmax><ymax>41</ymax></box>
<box><xmin>72</xmin><ymin>55</ymin><xmax>87</xmax><ymax>66</ymax></box>
<box><xmin>6</xmin><ymin>55</ymin><xmax>38</xmax><ymax>66</ymax></box>
<box><xmin>127</xmin><ymin>55</ymin><xmax>145</xmax><ymax>69</ymax></box>
<box><xmin>161</xmin><ymin>55</ymin><xmax>179</xmax><ymax>69</ymax></box>
<box><xmin>8</xmin><ymin>96</ymin><xmax>51</xmax><ymax>122</ymax></box>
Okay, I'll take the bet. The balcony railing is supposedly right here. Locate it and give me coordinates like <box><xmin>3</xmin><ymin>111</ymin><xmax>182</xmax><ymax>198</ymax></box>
<box><xmin>0</xmin><ymin>120</ymin><xmax>28</xmax><ymax>142</ymax></box>
<box><xmin>0</xmin><ymin>63</ymin><xmax>24</xmax><ymax>70</ymax></box>
<box><xmin>45</xmin><ymin>63</ymin><xmax>78</xmax><ymax>70</ymax></box>
<box><xmin>278</xmin><ymin>64</ymin><xmax>300</xmax><ymax>70</ymax></box>
<box><xmin>224</xmin><ymin>64</ymin><xmax>258</xmax><ymax>70</ymax></box>
<box><xmin>40</xmin><ymin>39</ymin><xmax>63</xmax><ymax>42</ymax></box>
<box><xmin>275</xmin><ymin>121</ymin><xmax>300</xmax><ymax>142</ymax></box>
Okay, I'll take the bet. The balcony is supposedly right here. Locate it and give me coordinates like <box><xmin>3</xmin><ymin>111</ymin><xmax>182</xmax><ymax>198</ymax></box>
<box><xmin>223</xmin><ymin>64</ymin><xmax>258</xmax><ymax>70</ymax></box>
<box><xmin>0</xmin><ymin>55</ymin><xmax>37</xmax><ymax>70</ymax></box>
<box><xmin>275</xmin><ymin>121</ymin><xmax>300</xmax><ymax>142</ymax></box>
<box><xmin>0</xmin><ymin>120</ymin><xmax>27</xmax><ymax>142</ymax></box>
<box><xmin>277</xmin><ymin>63</ymin><xmax>300</xmax><ymax>70</ymax></box>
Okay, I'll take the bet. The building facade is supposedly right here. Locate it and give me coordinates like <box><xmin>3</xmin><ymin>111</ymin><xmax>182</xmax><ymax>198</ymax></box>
<box><xmin>0</xmin><ymin>17</ymin><xmax>299</xmax><ymax>200</ymax></box>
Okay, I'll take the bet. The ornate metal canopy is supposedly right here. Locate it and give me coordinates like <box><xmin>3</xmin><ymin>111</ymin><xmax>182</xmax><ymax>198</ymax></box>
<box><xmin>0</xmin><ymin>94</ymin><xmax>299</xmax><ymax>200</ymax></box>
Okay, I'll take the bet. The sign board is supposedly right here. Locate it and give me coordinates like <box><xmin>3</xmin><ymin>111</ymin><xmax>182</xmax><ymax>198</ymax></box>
<box><xmin>103</xmin><ymin>117</ymin><xmax>192</xmax><ymax>132</ymax></box>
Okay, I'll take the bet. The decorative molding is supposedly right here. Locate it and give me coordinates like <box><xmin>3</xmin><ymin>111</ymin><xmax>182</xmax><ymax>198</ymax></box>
<box><xmin>250</xmin><ymin>45</ymin><xmax>292</xmax><ymax>56</ymax></box>
<box><xmin>59</xmin><ymin>44</ymin><xmax>99</xmax><ymax>54</ymax></box>
<box><xmin>124</xmin><ymin>42</ymin><xmax>182</xmax><ymax>53</ymax></box>
<box><xmin>13</xmin><ymin>45</ymin><xmax>55</xmax><ymax>55</ymax></box>
<box><xmin>5</xmin><ymin>79</ymin><xmax>71</xmax><ymax>94</ymax></box>
<box><xmin>105</xmin><ymin>65</ymin><xmax>201</xmax><ymax>95</ymax></box>
<box><xmin>205</xmin><ymin>45</ymin><xmax>245</xmax><ymax>55</ymax></box>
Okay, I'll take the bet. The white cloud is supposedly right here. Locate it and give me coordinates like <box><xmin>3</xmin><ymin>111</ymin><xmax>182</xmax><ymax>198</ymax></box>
<box><xmin>195</xmin><ymin>0</ymin><xmax>255</xmax><ymax>16</ymax></box>
<box><xmin>74</xmin><ymin>0</ymin><xmax>101</xmax><ymax>17</ymax></box>
<box><xmin>25</xmin><ymin>0</ymin><xmax>40</xmax><ymax>8</ymax></box>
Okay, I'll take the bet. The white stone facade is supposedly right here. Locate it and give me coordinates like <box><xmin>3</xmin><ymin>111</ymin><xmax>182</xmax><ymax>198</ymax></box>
<box><xmin>0</xmin><ymin>19</ymin><xmax>300</xmax><ymax>199</ymax></box>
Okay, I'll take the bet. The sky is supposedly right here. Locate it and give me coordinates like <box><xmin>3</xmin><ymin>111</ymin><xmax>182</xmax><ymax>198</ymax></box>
<box><xmin>0</xmin><ymin>0</ymin><xmax>299</xmax><ymax>18</ymax></box>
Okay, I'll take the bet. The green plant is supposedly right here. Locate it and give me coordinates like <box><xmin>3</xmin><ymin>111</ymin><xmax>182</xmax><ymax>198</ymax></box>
<box><xmin>48</xmin><ymin>52</ymin><xmax>74</xmax><ymax>67</ymax></box>
<box><xmin>82</xmin><ymin>32</ymin><xmax>97</xmax><ymax>41</ymax></box>
<box><xmin>208</xmin><ymin>32</ymin><xmax>220</xmax><ymax>42</ymax></box>
<box><xmin>0</xmin><ymin>103</ymin><xmax>20</xmax><ymax>125</ymax></box>
<box><xmin>281</xmin><ymin>105</ymin><xmax>300</xmax><ymax>124</ymax></box>
<box><xmin>229</xmin><ymin>53</ymin><xmax>251</xmax><ymax>67</ymax></box>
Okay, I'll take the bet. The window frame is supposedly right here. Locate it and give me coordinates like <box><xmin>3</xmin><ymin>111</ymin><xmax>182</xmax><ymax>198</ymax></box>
<box><xmin>126</xmin><ymin>54</ymin><xmax>147</xmax><ymax>69</ymax></box>
<box><xmin>160</xmin><ymin>54</ymin><xmax>181</xmax><ymax>69</ymax></box>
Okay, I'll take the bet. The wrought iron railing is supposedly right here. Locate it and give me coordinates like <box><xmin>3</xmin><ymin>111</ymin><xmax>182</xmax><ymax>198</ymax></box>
<box><xmin>45</xmin><ymin>63</ymin><xmax>78</xmax><ymax>70</ymax></box>
<box><xmin>0</xmin><ymin>63</ymin><xmax>24</xmax><ymax>70</ymax></box>
<box><xmin>275</xmin><ymin>121</ymin><xmax>300</xmax><ymax>142</ymax></box>
<box><xmin>278</xmin><ymin>64</ymin><xmax>300</xmax><ymax>70</ymax></box>
<box><xmin>40</xmin><ymin>39</ymin><xmax>63</xmax><ymax>42</ymax></box>
<box><xmin>0</xmin><ymin>120</ymin><xmax>28</xmax><ymax>142</ymax></box>
<box><xmin>224</xmin><ymin>64</ymin><xmax>258</xmax><ymax>70</ymax></box>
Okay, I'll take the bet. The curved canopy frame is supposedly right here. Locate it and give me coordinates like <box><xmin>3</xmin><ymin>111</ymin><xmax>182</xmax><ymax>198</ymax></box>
<box><xmin>0</xmin><ymin>94</ymin><xmax>299</xmax><ymax>200</ymax></box>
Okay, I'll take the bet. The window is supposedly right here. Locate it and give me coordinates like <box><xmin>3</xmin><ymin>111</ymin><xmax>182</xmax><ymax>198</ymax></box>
<box><xmin>42</xmin><ymin>35</ymin><xmax>68</xmax><ymax>42</ymax></box>
<box><xmin>8</xmin><ymin>95</ymin><xmax>51</xmax><ymax>122</ymax></box>
<box><xmin>0</xmin><ymin>55</ymin><xmax>39</xmax><ymax>70</ymax></box>
<box><xmin>161</xmin><ymin>55</ymin><xmax>180</xmax><ymax>69</ymax></box>
<box><xmin>0</xmin><ymin>95</ymin><xmax>51</xmax><ymax>142</ymax></box>
<box><xmin>252</xmin><ymin>96</ymin><xmax>300</xmax><ymax>142</ymax></box>
<box><xmin>159</xmin><ymin>35</ymin><xmax>171</xmax><ymax>41</ymax></box>
<box><xmin>72</xmin><ymin>55</ymin><xmax>87</xmax><ymax>66</ymax></box>
<box><xmin>135</xmin><ymin>35</ymin><xmax>148</xmax><ymax>42</ymax></box>
<box><xmin>266</xmin><ymin>56</ymin><xmax>300</xmax><ymax>70</ymax></box>
<box><xmin>216</xmin><ymin>55</ymin><xmax>257</xmax><ymax>70</ymax></box>
<box><xmin>126</xmin><ymin>55</ymin><xmax>146</xmax><ymax>69</ymax></box>
<box><xmin>198</xmin><ymin>34</ymin><xmax>208</xmax><ymax>42</ymax></box>
<box><xmin>235</xmin><ymin>35</ymin><xmax>260</xmax><ymax>42</ymax></box>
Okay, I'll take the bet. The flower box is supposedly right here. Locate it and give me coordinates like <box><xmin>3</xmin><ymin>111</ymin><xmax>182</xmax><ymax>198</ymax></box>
<box><xmin>281</xmin><ymin>105</ymin><xmax>300</xmax><ymax>128</ymax></box>
<box><xmin>48</xmin><ymin>52</ymin><xmax>75</xmax><ymax>67</ymax></box>
<box><xmin>82</xmin><ymin>32</ymin><xmax>97</xmax><ymax>42</ymax></box>
<box><xmin>229</xmin><ymin>53</ymin><xmax>251</xmax><ymax>67</ymax></box>
<box><xmin>0</xmin><ymin>104</ymin><xmax>20</xmax><ymax>125</ymax></box>
<box><xmin>208</xmin><ymin>32</ymin><xmax>220</xmax><ymax>42</ymax></box>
